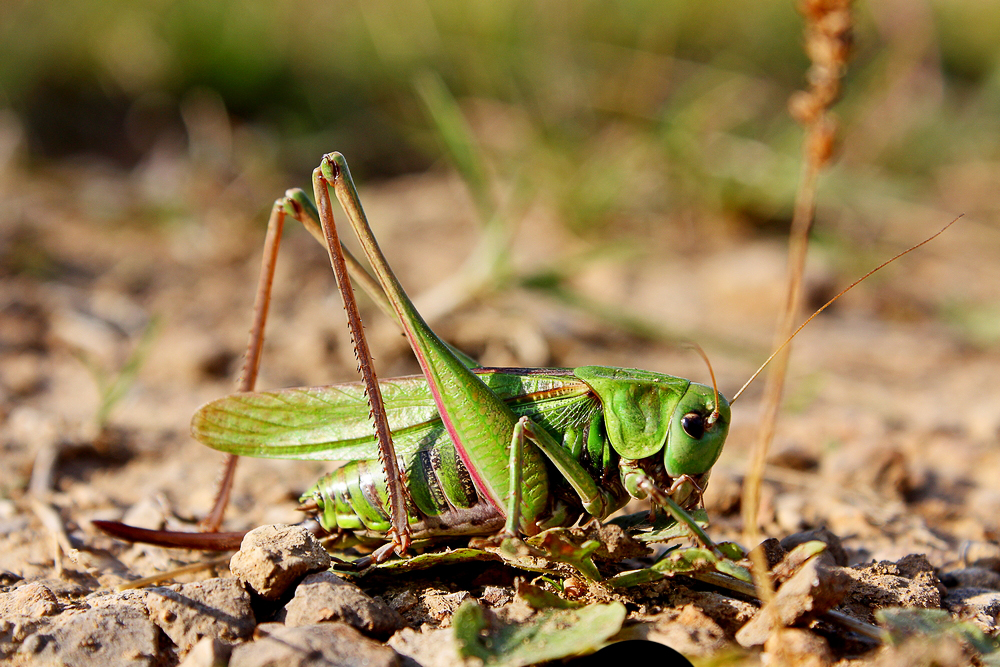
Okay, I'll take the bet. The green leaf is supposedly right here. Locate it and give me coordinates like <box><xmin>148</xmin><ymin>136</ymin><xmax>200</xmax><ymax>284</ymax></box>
<box><xmin>453</xmin><ymin>599</ymin><xmax>626</xmax><ymax>667</ymax></box>
<box><xmin>606</xmin><ymin>544</ymin><xmax>751</xmax><ymax>587</ymax></box>
<box><xmin>525</xmin><ymin>529</ymin><xmax>602</xmax><ymax>581</ymax></box>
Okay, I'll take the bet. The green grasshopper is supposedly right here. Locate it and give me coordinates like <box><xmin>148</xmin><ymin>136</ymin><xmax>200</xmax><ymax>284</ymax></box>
<box><xmin>95</xmin><ymin>152</ymin><xmax>953</xmax><ymax>568</ymax></box>
<box><xmin>192</xmin><ymin>153</ymin><xmax>728</xmax><ymax>562</ymax></box>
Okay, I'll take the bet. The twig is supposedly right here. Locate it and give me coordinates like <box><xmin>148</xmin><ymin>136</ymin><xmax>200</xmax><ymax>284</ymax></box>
<box><xmin>116</xmin><ymin>554</ymin><xmax>233</xmax><ymax>591</ymax></box>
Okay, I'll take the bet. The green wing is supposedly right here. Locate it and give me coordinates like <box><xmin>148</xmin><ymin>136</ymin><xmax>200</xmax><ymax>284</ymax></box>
<box><xmin>191</xmin><ymin>368</ymin><xmax>598</xmax><ymax>462</ymax></box>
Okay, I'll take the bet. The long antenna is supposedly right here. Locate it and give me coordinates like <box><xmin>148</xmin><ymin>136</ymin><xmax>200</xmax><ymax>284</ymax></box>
<box><xmin>730</xmin><ymin>215</ymin><xmax>962</xmax><ymax>404</ymax></box>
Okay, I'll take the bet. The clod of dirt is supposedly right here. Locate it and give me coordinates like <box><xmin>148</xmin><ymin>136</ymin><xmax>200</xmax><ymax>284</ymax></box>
<box><xmin>17</xmin><ymin>605</ymin><xmax>160</xmax><ymax>667</ymax></box>
<box><xmin>229</xmin><ymin>524</ymin><xmax>331</xmax><ymax>600</ymax></box>
<box><xmin>781</xmin><ymin>527</ymin><xmax>849</xmax><ymax>567</ymax></box>
<box><xmin>736</xmin><ymin>557</ymin><xmax>852</xmax><ymax>647</ymax></box>
<box><xmin>228</xmin><ymin>622</ymin><xmax>400</xmax><ymax>667</ymax></box>
<box><xmin>279</xmin><ymin>571</ymin><xmax>404</xmax><ymax>639</ymax></box>
<box><xmin>763</xmin><ymin>628</ymin><xmax>833</xmax><ymax>667</ymax></box>
<box><xmin>652</xmin><ymin>585</ymin><xmax>758</xmax><ymax>638</ymax></box>
<box><xmin>92</xmin><ymin>578</ymin><xmax>256</xmax><ymax>657</ymax></box>
<box><xmin>839</xmin><ymin>554</ymin><xmax>942</xmax><ymax>623</ymax></box>
<box><xmin>749</xmin><ymin>537</ymin><xmax>788</xmax><ymax>570</ymax></box>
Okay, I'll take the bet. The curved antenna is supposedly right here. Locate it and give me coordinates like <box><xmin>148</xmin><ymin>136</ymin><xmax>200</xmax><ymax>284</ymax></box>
<box><xmin>686</xmin><ymin>341</ymin><xmax>721</xmax><ymax>426</ymax></box>
<box><xmin>731</xmin><ymin>215</ymin><xmax>962</xmax><ymax>404</ymax></box>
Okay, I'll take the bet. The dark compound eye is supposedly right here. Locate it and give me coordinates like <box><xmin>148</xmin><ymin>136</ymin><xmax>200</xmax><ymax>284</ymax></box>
<box><xmin>681</xmin><ymin>412</ymin><xmax>706</xmax><ymax>440</ymax></box>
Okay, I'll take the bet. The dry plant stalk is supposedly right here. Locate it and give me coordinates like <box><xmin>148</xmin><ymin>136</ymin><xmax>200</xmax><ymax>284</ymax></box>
<box><xmin>742</xmin><ymin>0</ymin><xmax>854</xmax><ymax>601</ymax></box>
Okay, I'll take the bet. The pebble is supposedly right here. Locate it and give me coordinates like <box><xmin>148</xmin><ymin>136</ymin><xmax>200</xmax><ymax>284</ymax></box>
<box><xmin>280</xmin><ymin>571</ymin><xmax>404</xmax><ymax>639</ymax></box>
<box><xmin>229</xmin><ymin>524</ymin><xmax>331</xmax><ymax>600</ymax></box>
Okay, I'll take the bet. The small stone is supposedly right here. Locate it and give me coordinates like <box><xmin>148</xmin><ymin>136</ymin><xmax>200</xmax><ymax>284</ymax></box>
<box><xmin>229</xmin><ymin>623</ymin><xmax>400</xmax><ymax>667</ymax></box>
<box><xmin>874</xmin><ymin>635</ymin><xmax>969</xmax><ymax>667</ymax></box>
<box><xmin>0</xmin><ymin>571</ymin><xmax>23</xmax><ymax>586</ymax></box>
<box><xmin>6</xmin><ymin>406</ymin><xmax>61</xmax><ymax>452</ymax></box>
<box><xmin>768</xmin><ymin>447</ymin><xmax>819</xmax><ymax>471</ymax></box>
<box><xmin>229</xmin><ymin>525</ymin><xmax>331</xmax><ymax>600</ymax></box>
<box><xmin>281</xmin><ymin>572</ymin><xmax>404</xmax><ymax>639</ymax></box>
<box><xmin>421</xmin><ymin>591</ymin><xmax>471</xmax><ymax>624</ymax></box>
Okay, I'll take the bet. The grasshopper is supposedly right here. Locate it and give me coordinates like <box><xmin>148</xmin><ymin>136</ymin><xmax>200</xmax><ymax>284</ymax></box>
<box><xmin>197</xmin><ymin>153</ymin><xmax>728</xmax><ymax>562</ymax></box>
<box><xmin>95</xmin><ymin>152</ymin><xmax>953</xmax><ymax>568</ymax></box>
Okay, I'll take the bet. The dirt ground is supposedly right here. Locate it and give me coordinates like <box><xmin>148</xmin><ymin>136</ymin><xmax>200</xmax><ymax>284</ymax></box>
<box><xmin>3</xmin><ymin>141</ymin><xmax>1000</xmax><ymax>665</ymax></box>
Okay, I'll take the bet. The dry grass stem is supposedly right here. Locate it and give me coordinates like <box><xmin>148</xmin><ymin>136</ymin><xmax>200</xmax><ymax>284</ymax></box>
<box><xmin>742</xmin><ymin>0</ymin><xmax>854</xmax><ymax>602</ymax></box>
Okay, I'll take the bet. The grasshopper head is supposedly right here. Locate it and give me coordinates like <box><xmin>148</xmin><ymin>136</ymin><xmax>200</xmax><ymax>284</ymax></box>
<box><xmin>574</xmin><ymin>366</ymin><xmax>730</xmax><ymax>477</ymax></box>
<box><xmin>664</xmin><ymin>382</ymin><xmax>730</xmax><ymax>477</ymax></box>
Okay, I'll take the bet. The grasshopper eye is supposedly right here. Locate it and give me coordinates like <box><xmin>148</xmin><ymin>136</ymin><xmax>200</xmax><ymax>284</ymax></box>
<box><xmin>681</xmin><ymin>412</ymin><xmax>706</xmax><ymax>440</ymax></box>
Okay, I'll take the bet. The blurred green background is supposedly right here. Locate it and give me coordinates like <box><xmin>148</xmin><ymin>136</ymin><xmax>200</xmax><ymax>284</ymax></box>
<box><xmin>3</xmin><ymin>0</ymin><xmax>999</xmax><ymax>238</ymax></box>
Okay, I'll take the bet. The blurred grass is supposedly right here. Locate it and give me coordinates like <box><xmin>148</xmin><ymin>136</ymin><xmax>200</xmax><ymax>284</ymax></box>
<box><xmin>2</xmin><ymin>0</ymin><xmax>1000</xmax><ymax>297</ymax></box>
<box><xmin>2</xmin><ymin>0</ymin><xmax>999</xmax><ymax>225</ymax></box>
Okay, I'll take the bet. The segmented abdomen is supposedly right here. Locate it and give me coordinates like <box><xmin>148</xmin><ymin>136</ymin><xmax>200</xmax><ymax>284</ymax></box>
<box><xmin>303</xmin><ymin>435</ymin><xmax>506</xmax><ymax>539</ymax></box>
